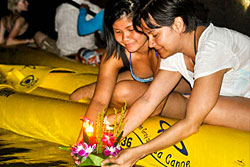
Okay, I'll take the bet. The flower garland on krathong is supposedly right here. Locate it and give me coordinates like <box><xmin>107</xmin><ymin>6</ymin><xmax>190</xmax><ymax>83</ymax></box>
<box><xmin>60</xmin><ymin>102</ymin><xmax>127</xmax><ymax>166</ymax></box>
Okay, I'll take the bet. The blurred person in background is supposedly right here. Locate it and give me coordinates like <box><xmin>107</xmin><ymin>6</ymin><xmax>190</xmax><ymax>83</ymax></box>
<box><xmin>0</xmin><ymin>0</ymin><xmax>58</xmax><ymax>55</ymax></box>
<box><xmin>55</xmin><ymin>0</ymin><xmax>103</xmax><ymax>62</ymax></box>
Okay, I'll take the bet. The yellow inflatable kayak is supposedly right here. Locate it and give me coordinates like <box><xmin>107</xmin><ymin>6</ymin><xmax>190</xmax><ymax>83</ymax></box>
<box><xmin>0</xmin><ymin>64</ymin><xmax>97</xmax><ymax>95</ymax></box>
<box><xmin>0</xmin><ymin>88</ymin><xmax>84</xmax><ymax>145</ymax></box>
<box><xmin>0</xmin><ymin>45</ymin><xmax>99</xmax><ymax>74</ymax></box>
<box><xmin>0</xmin><ymin>89</ymin><xmax>249</xmax><ymax>166</ymax></box>
<box><xmin>0</xmin><ymin>47</ymin><xmax>249</xmax><ymax>167</ymax></box>
<box><xmin>122</xmin><ymin>116</ymin><xmax>249</xmax><ymax>167</ymax></box>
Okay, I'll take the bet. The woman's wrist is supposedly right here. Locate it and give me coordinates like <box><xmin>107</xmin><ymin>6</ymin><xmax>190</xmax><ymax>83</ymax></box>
<box><xmin>26</xmin><ymin>39</ymin><xmax>30</xmax><ymax>44</ymax></box>
<box><xmin>134</xmin><ymin>145</ymin><xmax>149</xmax><ymax>159</ymax></box>
<box><xmin>26</xmin><ymin>38</ymin><xmax>34</xmax><ymax>44</ymax></box>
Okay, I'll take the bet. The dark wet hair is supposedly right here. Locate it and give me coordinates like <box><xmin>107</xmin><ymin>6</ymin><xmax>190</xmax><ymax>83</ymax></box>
<box><xmin>134</xmin><ymin>0</ymin><xmax>209</xmax><ymax>33</ymax></box>
<box><xmin>103</xmin><ymin>0</ymin><xmax>141</xmax><ymax>60</ymax></box>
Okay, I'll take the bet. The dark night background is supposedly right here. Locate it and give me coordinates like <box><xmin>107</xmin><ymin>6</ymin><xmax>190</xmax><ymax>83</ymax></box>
<box><xmin>0</xmin><ymin>0</ymin><xmax>250</xmax><ymax>39</ymax></box>
<box><xmin>0</xmin><ymin>0</ymin><xmax>108</xmax><ymax>39</ymax></box>
<box><xmin>0</xmin><ymin>1</ymin><xmax>249</xmax><ymax>166</ymax></box>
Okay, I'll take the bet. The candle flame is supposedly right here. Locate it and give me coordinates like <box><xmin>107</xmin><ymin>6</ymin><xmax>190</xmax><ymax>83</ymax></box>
<box><xmin>83</xmin><ymin>120</ymin><xmax>94</xmax><ymax>136</ymax></box>
<box><xmin>241</xmin><ymin>0</ymin><xmax>250</xmax><ymax>10</ymax></box>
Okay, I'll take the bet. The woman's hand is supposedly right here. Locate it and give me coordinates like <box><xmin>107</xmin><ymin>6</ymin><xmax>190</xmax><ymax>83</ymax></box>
<box><xmin>101</xmin><ymin>147</ymin><xmax>143</xmax><ymax>167</ymax></box>
<box><xmin>26</xmin><ymin>38</ymin><xmax>34</xmax><ymax>44</ymax></box>
<box><xmin>76</xmin><ymin>126</ymin><xmax>84</xmax><ymax>144</ymax></box>
<box><xmin>72</xmin><ymin>125</ymin><xmax>84</xmax><ymax>162</ymax></box>
<box><xmin>80</xmin><ymin>3</ymin><xmax>89</xmax><ymax>11</ymax></box>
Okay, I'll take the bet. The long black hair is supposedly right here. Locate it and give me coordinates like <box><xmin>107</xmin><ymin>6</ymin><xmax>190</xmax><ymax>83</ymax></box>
<box><xmin>134</xmin><ymin>0</ymin><xmax>209</xmax><ymax>33</ymax></box>
<box><xmin>103</xmin><ymin>0</ymin><xmax>141</xmax><ymax>60</ymax></box>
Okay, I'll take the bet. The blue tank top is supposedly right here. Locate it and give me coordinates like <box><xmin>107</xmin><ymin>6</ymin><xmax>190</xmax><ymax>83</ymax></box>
<box><xmin>129</xmin><ymin>51</ymin><xmax>158</xmax><ymax>83</ymax></box>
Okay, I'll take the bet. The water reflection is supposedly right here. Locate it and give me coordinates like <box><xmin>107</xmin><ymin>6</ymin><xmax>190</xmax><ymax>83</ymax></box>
<box><xmin>0</xmin><ymin>128</ymin><xmax>74</xmax><ymax>167</ymax></box>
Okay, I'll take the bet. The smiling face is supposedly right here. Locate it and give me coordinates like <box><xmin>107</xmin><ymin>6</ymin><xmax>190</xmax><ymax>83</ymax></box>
<box><xmin>141</xmin><ymin>17</ymin><xmax>183</xmax><ymax>59</ymax></box>
<box><xmin>112</xmin><ymin>17</ymin><xmax>148</xmax><ymax>53</ymax></box>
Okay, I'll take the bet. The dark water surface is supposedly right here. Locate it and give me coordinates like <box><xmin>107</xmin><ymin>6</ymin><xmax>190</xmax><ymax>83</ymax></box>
<box><xmin>0</xmin><ymin>128</ymin><xmax>75</xmax><ymax>167</ymax></box>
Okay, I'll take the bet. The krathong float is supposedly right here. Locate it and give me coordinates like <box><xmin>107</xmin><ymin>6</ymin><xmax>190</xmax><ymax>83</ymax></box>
<box><xmin>60</xmin><ymin>104</ymin><xmax>126</xmax><ymax>166</ymax></box>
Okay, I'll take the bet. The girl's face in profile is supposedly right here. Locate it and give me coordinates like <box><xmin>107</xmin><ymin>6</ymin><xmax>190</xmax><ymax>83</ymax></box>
<box><xmin>113</xmin><ymin>17</ymin><xmax>148</xmax><ymax>53</ymax></box>
<box><xmin>141</xmin><ymin>18</ymin><xmax>181</xmax><ymax>59</ymax></box>
<box><xmin>17</xmin><ymin>0</ymin><xmax>29</xmax><ymax>12</ymax></box>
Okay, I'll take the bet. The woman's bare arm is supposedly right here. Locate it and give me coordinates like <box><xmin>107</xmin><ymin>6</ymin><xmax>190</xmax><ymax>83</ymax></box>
<box><xmin>85</xmin><ymin>55</ymin><xmax>124</xmax><ymax>120</ymax></box>
<box><xmin>6</xmin><ymin>17</ymin><xmax>33</xmax><ymax>45</ymax></box>
<box><xmin>102</xmin><ymin>69</ymin><xmax>227</xmax><ymax>167</ymax></box>
<box><xmin>132</xmin><ymin>69</ymin><xmax>227</xmax><ymax>159</ymax></box>
<box><xmin>122</xmin><ymin>69</ymin><xmax>182</xmax><ymax>137</ymax></box>
<box><xmin>0</xmin><ymin>18</ymin><xmax>6</xmax><ymax>44</ymax></box>
<box><xmin>76</xmin><ymin>54</ymin><xmax>124</xmax><ymax>143</ymax></box>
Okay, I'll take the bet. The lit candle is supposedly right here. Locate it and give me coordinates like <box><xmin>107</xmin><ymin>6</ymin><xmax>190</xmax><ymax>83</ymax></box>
<box><xmin>83</xmin><ymin>120</ymin><xmax>94</xmax><ymax>137</ymax></box>
<box><xmin>241</xmin><ymin>0</ymin><xmax>250</xmax><ymax>10</ymax></box>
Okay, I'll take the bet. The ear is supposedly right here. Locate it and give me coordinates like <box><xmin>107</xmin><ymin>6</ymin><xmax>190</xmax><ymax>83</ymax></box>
<box><xmin>172</xmin><ymin>17</ymin><xmax>185</xmax><ymax>33</ymax></box>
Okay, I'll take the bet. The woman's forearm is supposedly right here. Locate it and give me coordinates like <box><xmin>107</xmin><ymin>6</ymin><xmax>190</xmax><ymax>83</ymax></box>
<box><xmin>85</xmin><ymin>99</ymin><xmax>109</xmax><ymax>122</ymax></box>
<box><xmin>138</xmin><ymin>71</ymin><xmax>226</xmax><ymax>156</ymax></box>
<box><xmin>122</xmin><ymin>70</ymin><xmax>182</xmax><ymax>137</ymax></box>
<box><xmin>77</xmin><ymin>9</ymin><xmax>104</xmax><ymax>35</ymax></box>
<box><xmin>122</xmin><ymin>95</ymin><xmax>158</xmax><ymax>137</ymax></box>
<box><xmin>84</xmin><ymin>59</ymin><xmax>121</xmax><ymax>123</ymax></box>
<box><xmin>6</xmin><ymin>38</ymin><xmax>31</xmax><ymax>45</ymax></box>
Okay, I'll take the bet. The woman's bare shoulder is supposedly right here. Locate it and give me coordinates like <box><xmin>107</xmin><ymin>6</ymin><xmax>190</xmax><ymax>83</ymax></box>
<box><xmin>14</xmin><ymin>16</ymin><xmax>26</xmax><ymax>25</ymax></box>
<box><xmin>101</xmin><ymin>51</ymin><xmax>125</xmax><ymax>69</ymax></box>
<box><xmin>3</xmin><ymin>14</ymin><xmax>25</xmax><ymax>30</ymax></box>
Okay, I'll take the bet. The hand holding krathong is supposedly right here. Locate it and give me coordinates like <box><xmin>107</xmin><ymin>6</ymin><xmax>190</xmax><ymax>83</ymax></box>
<box><xmin>60</xmin><ymin>102</ymin><xmax>127</xmax><ymax>166</ymax></box>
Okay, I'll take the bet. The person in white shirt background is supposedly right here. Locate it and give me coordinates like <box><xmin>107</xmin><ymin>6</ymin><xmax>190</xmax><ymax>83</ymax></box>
<box><xmin>55</xmin><ymin>0</ymin><xmax>102</xmax><ymax>57</ymax></box>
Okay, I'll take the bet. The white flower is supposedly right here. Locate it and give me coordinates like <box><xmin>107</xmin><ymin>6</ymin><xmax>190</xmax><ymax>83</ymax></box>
<box><xmin>103</xmin><ymin>116</ymin><xmax>113</xmax><ymax>131</ymax></box>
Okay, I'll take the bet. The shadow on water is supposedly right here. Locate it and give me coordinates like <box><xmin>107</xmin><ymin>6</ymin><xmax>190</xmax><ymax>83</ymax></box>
<box><xmin>0</xmin><ymin>161</ymin><xmax>68</xmax><ymax>167</ymax></box>
<box><xmin>0</xmin><ymin>128</ymin><xmax>145</xmax><ymax>167</ymax></box>
<box><xmin>0</xmin><ymin>147</ymin><xmax>30</xmax><ymax>156</ymax></box>
<box><xmin>0</xmin><ymin>128</ymin><xmax>74</xmax><ymax>167</ymax></box>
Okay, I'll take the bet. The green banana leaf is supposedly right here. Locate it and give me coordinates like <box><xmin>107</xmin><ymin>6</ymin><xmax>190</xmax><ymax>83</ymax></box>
<box><xmin>79</xmin><ymin>154</ymin><xmax>105</xmax><ymax>166</ymax></box>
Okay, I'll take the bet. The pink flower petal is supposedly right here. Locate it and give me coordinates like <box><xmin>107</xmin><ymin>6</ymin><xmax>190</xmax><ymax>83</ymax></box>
<box><xmin>104</xmin><ymin>150</ymin><xmax>111</xmax><ymax>156</ymax></box>
<box><xmin>78</xmin><ymin>150</ymin><xmax>85</xmax><ymax>156</ymax></box>
<box><xmin>92</xmin><ymin>144</ymin><xmax>96</xmax><ymax>150</ymax></box>
<box><xmin>75</xmin><ymin>160</ymin><xmax>81</xmax><ymax>165</ymax></box>
<box><xmin>83</xmin><ymin>152</ymin><xmax>90</xmax><ymax>159</ymax></box>
<box><xmin>71</xmin><ymin>147</ymin><xmax>78</xmax><ymax>154</ymax></box>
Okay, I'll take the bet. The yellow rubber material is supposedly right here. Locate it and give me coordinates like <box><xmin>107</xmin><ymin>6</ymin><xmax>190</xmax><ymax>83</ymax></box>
<box><xmin>121</xmin><ymin>116</ymin><xmax>249</xmax><ymax>167</ymax></box>
<box><xmin>0</xmin><ymin>45</ymin><xmax>99</xmax><ymax>74</ymax></box>
<box><xmin>0</xmin><ymin>64</ymin><xmax>75</xmax><ymax>93</ymax></box>
<box><xmin>0</xmin><ymin>46</ymin><xmax>249</xmax><ymax>167</ymax></box>
<box><xmin>0</xmin><ymin>64</ymin><xmax>98</xmax><ymax>95</ymax></box>
<box><xmin>39</xmin><ymin>72</ymin><xmax>97</xmax><ymax>94</ymax></box>
<box><xmin>0</xmin><ymin>89</ymin><xmax>85</xmax><ymax>146</ymax></box>
<box><xmin>0</xmin><ymin>87</ymin><xmax>249</xmax><ymax>167</ymax></box>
